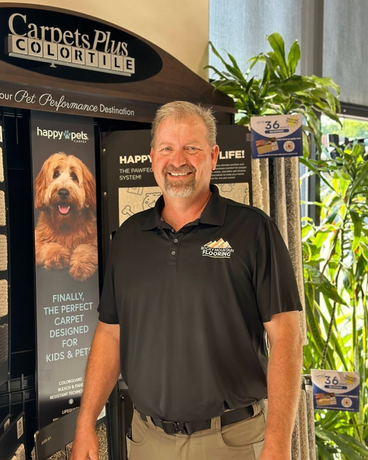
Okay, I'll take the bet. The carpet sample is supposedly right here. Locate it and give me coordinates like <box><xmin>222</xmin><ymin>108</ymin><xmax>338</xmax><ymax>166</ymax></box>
<box><xmin>0</xmin><ymin>279</ymin><xmax>8</xmax><ymax>317</ymax></box>
<box><xmin>0</xmin><ymin>147</ymin><xmax>3</xmax><ymax>182</ymax></box>
<box><xmin>251</xmin><ymin>158</ymin><xmax>264</xmax><ymax>210</ymax></box>
<box><xmin>0</xmin><ymin>323</ymin><xmax>8</xmax><ymax>363</ymax></box>
<box><xmin>305</xmin><ymin>380</ymin><xmax>316</xmax><ymax>460</ymax></box>
<box><xmin>0</xmin><ymin>234</ymin><xmax>7</xmax><ymax>271</ymax></box>
<box><xmin>285</xmin><ymin>157</ymin><xmax>307</xmax><ymax>343</ymax></box>
<box><xmin>274</xmin><ymin>157</ymin><xmax>288</xmax><ymax>245</ymax></box>
<box><xmin>0</xmin><ymin>191</ymin><xmax>5</xmax><ymax>226</ymax></box>
<box><xmin>259</xmin><ymin>158</ymin><xmax>270</xmax><ymax>216</ymax></box>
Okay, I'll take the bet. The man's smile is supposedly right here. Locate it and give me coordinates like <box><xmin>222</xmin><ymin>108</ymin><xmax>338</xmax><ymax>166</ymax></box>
<box><xmin>168</xmin><ymin>171</ymin><xmax>192</xmax><ymax>177</ymax></box>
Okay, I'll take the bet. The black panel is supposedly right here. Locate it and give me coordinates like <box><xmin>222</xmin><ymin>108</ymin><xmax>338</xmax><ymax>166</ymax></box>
<box><xmin>1</xmin><ymin>108</ymin><xmax>37</xmax><ymax>459</ymax></box>
<box><xmin>4</xmin><ymin>111</ymin><xmax>36</xmax><ymax>373</ymax></box>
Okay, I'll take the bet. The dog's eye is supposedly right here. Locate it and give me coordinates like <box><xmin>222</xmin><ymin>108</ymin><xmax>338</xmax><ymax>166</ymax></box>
<box><xmin>71</xmin><ymin>173</ymin><xmax>78</xmax><ymax>181</ymax></box>
<box><xmin>53</xmin><ymin>171</ymin><xmax>60</xmax><ymax>179</ymax></box>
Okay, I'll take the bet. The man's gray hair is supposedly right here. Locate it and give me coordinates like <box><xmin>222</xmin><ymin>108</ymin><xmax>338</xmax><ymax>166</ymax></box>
<box><xmin>151</xmin><ymin>101</ymin><xmax>217</xmax><ymax>148</ymax></box>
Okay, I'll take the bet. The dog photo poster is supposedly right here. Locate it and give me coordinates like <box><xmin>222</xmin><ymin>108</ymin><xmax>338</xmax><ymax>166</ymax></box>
<box><xmin>31</xmin><ymin>111</ymin><xmax>99</xmax><ymax>429</ymax></box>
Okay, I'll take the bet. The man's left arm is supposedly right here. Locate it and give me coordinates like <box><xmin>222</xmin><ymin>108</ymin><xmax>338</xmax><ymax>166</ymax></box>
<box><xmin>260</xmin><ymin>310</ymin><xmax>303</xmax><ymax>460</ymax></box>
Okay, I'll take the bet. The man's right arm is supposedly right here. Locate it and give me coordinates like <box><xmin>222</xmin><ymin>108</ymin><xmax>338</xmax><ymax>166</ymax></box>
<box><xmin>70</xmin><ymin>320</ymin><xmax>120</xmax><ymax>460</ymax></box>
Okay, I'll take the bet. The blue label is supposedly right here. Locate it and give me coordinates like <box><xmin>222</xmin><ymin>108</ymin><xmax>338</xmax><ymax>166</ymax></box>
<box><xmin>250</xmin><ymin>114</ymin><xmax>303</xmax><ymax>159</ymax></box>
<box><xmin>311</xmin><ymin>370</ymin><xmax>360</xmax><ymax>412</ymax></box>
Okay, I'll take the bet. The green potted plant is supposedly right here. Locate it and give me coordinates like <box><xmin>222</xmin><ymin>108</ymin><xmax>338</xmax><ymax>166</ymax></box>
<box><xmin>302</xmin><ymin>141</ymin><xmax>368</xmax><ymax>459</ymax></box>
<box><xmin>206</xmin><ymin>32</ymin><xmax>340</xmax><ymax>155</ymax></box>
<box><xmin>207</xmin><ymin>33</ymin><xmax>368</xmax><ymax>459</ymax></box>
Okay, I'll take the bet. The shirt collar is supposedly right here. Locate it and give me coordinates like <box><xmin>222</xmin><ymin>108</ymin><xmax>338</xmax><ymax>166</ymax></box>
<box><xmin>142</xmin><ymin>184</ymin><xmax>227</xmax><ymax>230</ymax></box>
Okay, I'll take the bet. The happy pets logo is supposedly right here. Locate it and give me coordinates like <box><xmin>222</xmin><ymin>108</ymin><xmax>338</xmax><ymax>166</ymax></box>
<box><xmin>36</xmin><ymin>126</ymin><xmax>89</xmax><ymax>143</ymax></box>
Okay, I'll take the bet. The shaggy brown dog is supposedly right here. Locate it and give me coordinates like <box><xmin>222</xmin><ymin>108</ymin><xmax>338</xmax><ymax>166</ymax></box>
<box><xmin>34</xmin><ymin>152</ymin><xmax>97</xmax><ymax>282</ymax></box>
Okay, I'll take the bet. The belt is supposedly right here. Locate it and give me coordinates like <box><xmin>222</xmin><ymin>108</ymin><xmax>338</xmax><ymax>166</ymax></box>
<box><xmin>139</xmin><ymin>400</ymin><xmax>264</xmax><ymax>436</ymax></box>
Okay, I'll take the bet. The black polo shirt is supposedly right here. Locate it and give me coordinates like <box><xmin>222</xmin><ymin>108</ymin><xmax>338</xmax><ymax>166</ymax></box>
<box><xmin>98</xmin><ymin>185</ymin><xmax>302</xmax><ymax>422</ymax></box>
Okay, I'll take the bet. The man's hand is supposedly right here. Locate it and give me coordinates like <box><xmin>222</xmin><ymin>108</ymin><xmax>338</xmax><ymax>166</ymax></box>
<box><xmin>70</xmin><ymin>426</ymin><xmax>99</xmax><ymax>460</ymax></box>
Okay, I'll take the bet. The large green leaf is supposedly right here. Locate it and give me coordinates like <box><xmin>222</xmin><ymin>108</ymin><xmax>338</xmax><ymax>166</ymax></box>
<box><xmin>351</xmin><ymin>157</ymin><xmax>368</xmax><ymax>198</ymax></box>
<box><xmin>266</xmin><ymin>32</ymin><xmax>288</xmax><ymax>77</ymax></box>
<box><xmin>307</xmin><ymin>265</ymin><xmax>347</xmax><ymax>305</ymax></box>
<box><xmin>309</xmin><ymin>75</ymin><xmax>341</xmax><ymax>97</ymax></box>
<box><xmin>360</xmin><ymin>242</ymin><xmax>368</xmax><ymax>262</ymax></box>
<box><xmin>304</xmin><ymin>285</ymin><xmax>325</xmax><ymax>357</ymax></box>
<box><xmin>299</xmin><ymin>157</ymin><xmax>335</xmax><ymax>191</ymax></box>
<box><xmin>316</xmin><ymin>442</ymin><xmax>337</xmax><ymax>460</ymax></box>
<box><xmin>350</xmin><ymin>209</ymin><xmax>363</xmax><ymax>251</ymax></box>
<box><xmin>316</xmin><ymin>428</ymin><xmax>368</xmax><ymax>459</ymax></box>
<box><xmin>287</xmin><ymin>40</ymin><xmax>300</xmax><ymax>75</ymax></box>
<box><xmin>272</xmin><ymin>76</ymin><xmax>316</xmax><ymax>93</ymax></box>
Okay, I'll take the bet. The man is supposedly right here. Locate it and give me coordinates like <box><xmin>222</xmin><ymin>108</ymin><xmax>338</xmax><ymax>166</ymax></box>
<box><xmin>71</xmin><ymin>101</ymin><xmax>303</xmax><ymax>460</ymax></box>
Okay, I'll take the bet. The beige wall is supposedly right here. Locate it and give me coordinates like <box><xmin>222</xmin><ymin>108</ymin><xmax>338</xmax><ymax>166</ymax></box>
<box><xmin>0</xmin><ymin>0</ymin><xmax>209</xmax><ymax>79</ymax></box>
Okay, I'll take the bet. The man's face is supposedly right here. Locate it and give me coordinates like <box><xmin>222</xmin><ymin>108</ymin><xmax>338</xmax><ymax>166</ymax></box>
<box><xmin>150</xmin><ymin>115</ymin><xmax>219</xmax><ymax>198</ymax></box>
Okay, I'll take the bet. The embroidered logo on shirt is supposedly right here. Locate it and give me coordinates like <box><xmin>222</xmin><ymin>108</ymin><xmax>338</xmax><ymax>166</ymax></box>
<box><xmin>201</xmin><ymin>238</ymin><xmax>234</xmax><ymax>258</ymax></box>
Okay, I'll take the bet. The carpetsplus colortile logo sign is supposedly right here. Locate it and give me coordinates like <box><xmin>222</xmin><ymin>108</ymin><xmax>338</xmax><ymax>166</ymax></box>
<box><xmin>0</xmin><ymin>6</ymin><xmax>162</xmax><ymax>84</ymax></box>
<box><xmin>6</xmin><ymin>12</ymin><xmax>135</xmax><ymax>76</ymax></box>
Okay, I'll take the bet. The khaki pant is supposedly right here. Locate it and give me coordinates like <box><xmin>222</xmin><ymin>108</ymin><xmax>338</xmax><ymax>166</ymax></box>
<box><xmin>127</xmin><ymin>402</ymin><xmax>266</xmax><ymax>460</ymax></box>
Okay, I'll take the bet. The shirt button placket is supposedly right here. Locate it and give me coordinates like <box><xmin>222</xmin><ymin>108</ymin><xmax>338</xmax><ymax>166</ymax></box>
<box><xmin>167</xmin><ymin>234</ymin><xmax>180</xmax><ymax>265</ymax></box>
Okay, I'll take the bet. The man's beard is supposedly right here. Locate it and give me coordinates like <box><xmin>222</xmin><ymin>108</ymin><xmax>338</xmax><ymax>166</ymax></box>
<box><xmin>163</xmin><ymin>166</ymin><xmax>196</xmax><ymax>197</ymax></box>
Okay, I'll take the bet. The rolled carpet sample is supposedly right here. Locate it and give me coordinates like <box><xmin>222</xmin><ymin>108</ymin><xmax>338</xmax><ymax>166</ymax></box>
<box><xmin>243</xmin><ymin>182</ymin><xmax>250</xmax><ymax>206</ymax></box>
<box><xmin>259</xmin><ymin>158</ymin><xmax>270</xmax><ymax>216</ymax></box>
<box><xmin>251</xmin><ymin>158</ymin><xmax>264</xmax><ymax>211</ymax></box>
<box><xmin>0</xmin><ymin>147</ymin><xmax>4</xmax><ymax>182</ymax></box>
<box><xmin>285</xmin><ymin>157</ymin><xmax>307</xmax><ymax>343</ymax></box>
<box><xmin>0</xmin><ymin>191</ymin><xmax>5</xmax><ymax>226</ymax></box>
<box><xmin>0</xmin><ymin>234</ymin><xmax>7</xmax><ymax>271</ymax></box>
<box><xmin>0</xmin><ymin>323</ymin><xmax>8</xmax><ymax>363</ymax></box>
<box><xmin>305</xmin><ymin>380</ymin><xmax>316</xmax><ymax>460</ymax></box>
<box><xmin>291</xmin><ymin>409</ymin><xmax>301</xmax><ymax>460</ymax></box>
<box><xmin>298</xmin><ymin>389</ymin><xmax>311</xmax><ymax>460</ymax></box>
<box><xmin>268</xmin><ymin>158</ymin><xmax>277</xmax><ymax>223</ymax></box>
<box><xmin>274</xmin><ymin>157</ymin><xmax>288</xmax><ymax>245</ymax></box>
<box><xmin>0</xmin><ymin>279</ymin><xmax>8</xmax><ymax>317</ymax></box>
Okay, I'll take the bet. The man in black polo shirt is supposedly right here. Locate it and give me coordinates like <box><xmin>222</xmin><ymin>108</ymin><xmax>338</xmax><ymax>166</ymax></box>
<box><xmin>71</xmin><ymin>101</ymin><xmax>303</xmax><ymax>460</ymax></box>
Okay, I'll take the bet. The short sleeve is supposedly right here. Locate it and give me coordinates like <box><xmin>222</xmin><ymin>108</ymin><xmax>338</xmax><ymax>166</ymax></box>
<box><xmin>97</xmin><ymin>248</ymin><xmax>119</xmax><ymax>324</ymax></box>
<box><xmin>254</xmin><ymin>217</ymin><xmax>302</xmax><ymax>322</ymax></box>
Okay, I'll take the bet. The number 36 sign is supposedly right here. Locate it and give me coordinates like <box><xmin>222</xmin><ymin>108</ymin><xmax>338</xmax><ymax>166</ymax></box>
<box><xmin>250</xmin><ymin>113</ymin><xmax>302</xmax><ymax>159</ymax></box>
<box><xmin>311</xmin><ymin>369</ymin><xmax>360</xmax><ymax>412</ymax></box>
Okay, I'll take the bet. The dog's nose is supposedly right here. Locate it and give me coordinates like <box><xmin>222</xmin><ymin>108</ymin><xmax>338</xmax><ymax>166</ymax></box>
<box><xmin>58</xmin><ymin>188</ymin><xmax>69</xmax><ymax>200</ymax></box>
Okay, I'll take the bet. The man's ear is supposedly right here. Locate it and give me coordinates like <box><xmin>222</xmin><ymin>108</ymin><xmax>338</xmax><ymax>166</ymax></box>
<box><xmin>150</xmin><ymin>147</ymin><xmax>155</xmax><ymax>172</ymax></box>
<box><xmin>211</xmin><ymin>145</ymin><xmax>220</xmax><ymax>170</ymax></box>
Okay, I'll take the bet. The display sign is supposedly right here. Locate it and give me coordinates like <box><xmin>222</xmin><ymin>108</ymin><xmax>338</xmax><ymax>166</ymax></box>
<box><xmin>311</xmin><ymin>369</ymin><xmax>360</xmax><ymax>412</ymax></box>
<box><xmin>212</xmin><ymin>125</ymin><xmax>252</xmax><ymax>204</ymax></box>
<box><xmin>0</xmin><ymin>7</ymin><xmax>162</xmax><ymax>83</ymax></box>
<box><xmin>31</xmin><ymin>111</ymin><xmax>99</xmax><ymax>428</ymax></box>
<box><xmin>250</xmin><ymin>114</ymin><xmax>302</xmax><ymax>159</ymax></box>
<box><xmin>0</xmin><ymin>7</ymin><xmax>234</xmax><ymax>122</ymax></box>
<box><xmin>101</xmin><ymin>125</ymin><xmax>252</xmax><ymax>237</ymax></box>
<box><xmin>0</xmin><ymin>81</ymin><xmax>159</xmax><ymax>122</ymax></box>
